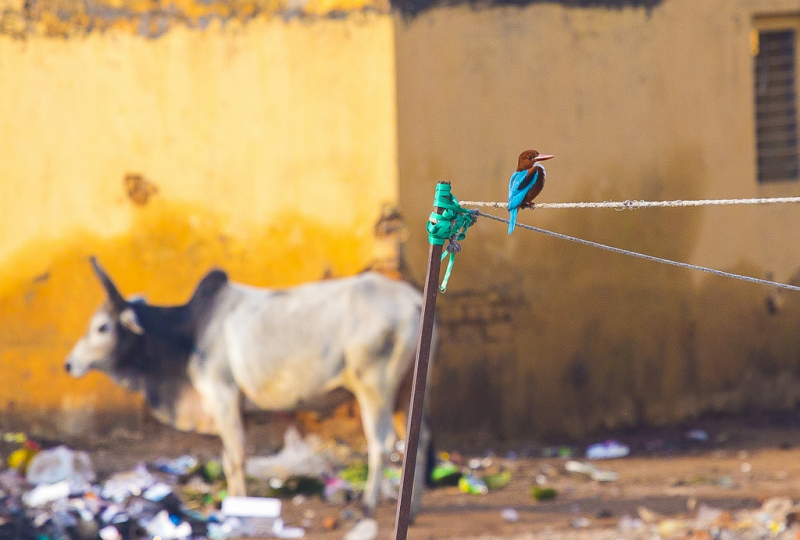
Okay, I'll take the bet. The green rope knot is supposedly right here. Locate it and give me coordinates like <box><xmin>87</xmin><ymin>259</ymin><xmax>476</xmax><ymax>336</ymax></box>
<box><xmin>426</xmin><ymin>183</ymin><xmax>478</xmax><ymax>292</ymax></box>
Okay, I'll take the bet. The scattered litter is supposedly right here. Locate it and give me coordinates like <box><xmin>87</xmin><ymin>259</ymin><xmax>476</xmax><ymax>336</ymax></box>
<box><xmin>431</xmin><ymin>461</ymin><xmax>462</xmax><ymax>486</ymax></box>
<box><xmin>202</xmin><ymin>460</ymin><xmax>224</xmax><ymax>483</ymax></box>
<box><xmin>564</xmin><ymin>460</ymin><xmax>619</xmax><ymax>482</ymax></box>
<box><xmin>26</xmin><ymin>445</ymin><xmax>95</xmax><ymax>487</ymax></box>
<box><xmin>154</xmin><ymin>454</ymin><xmax>199</xmax><ymax>476</ymax></box>
<box><xmin>0</xmin><ymin>438</ymin><xmax>315</xmax><ymax>540</ymax></box>
<box><xmin>585</xmin><ymin>440</ymin><xmax>630</xmax><ymax>459</ymax></box>
<box><xmin>323</xmin><ymin>514</ymin><xmax>339</xmax><ymax>530</ymax></box>
<box><xmin>382</xmin><ymin>465</ymin><xmax>402</xmax><ymax>500</ymax></box>
<box><xmin>741</xmin><ymin>461</ymin><xmax>752</xmax><ymax>473</ymax></box>
<box><xmin>221</xmin><ymin>496</ymin><xmax>282</xmax><ymax>518</ymax></box>
<box><xmin>273</xmin><ymin>517</ymin><xmax>305</xmax><ymax>538</ymax></box>
<box><xmin>7</xmin><ymin>440</ymin><xmax>40</xmax><ymax>472</ymax></box>
<box><xmin>570</xmin><ymin>517</ymin><xmax>591</xmax><ymax>528</ymax></box>
<box><xmin>22</xmin><ymin>480</ymin><xmax>70</xmax><ymax>506</ymax></box>
<box><xmin>99</xmin><ymin>524</ymin><xmax>122</xmax><ymax>540</ymax></box>
<box><xmin>324</xmin><ymin>477</ymin><xmax>353</xmax><ymax>504</ymax></box>
<box><xmin>338</xmin><ymin>463</ymin><xmax>368</xmax><ymax>493</ymax></box>
<box><xmin>2</xmin><ymin>431</ymin><xmax>27</xmax><ymax>443</ymax></box>
<box><xmin>458</xmin><ymin>474</ymin><xmax>488</xmax><ymax>495</ymax></box>
<box><xmin>685</xmin><ymin>429</ymin><xmax>710</xmax><ymax>442</ymax></box>
<box><xmin>542</xmin><ymin>446</ymin><xmax>576</xmax><ymax>458</ymax></box>
<box><xmin>693</xmin><ymin>503</ymin><xmax>725</xmax><ymax>529</ymax></box>
<box><xmin>718</xmin><ymin>475</ymin><xmax>737</xmax><ymax>489</ymax></box>
<box><xmin>339</xmin><ymin>508</ymin><xmax>360</xmax><ymax>522</ymax></box>
<box><xmin>530</xmin><ymin>485</ymin><xmax>557</xmax><ymax>501</ymax></box>
<box><xmin>343</xmin><ymin>518</ymin><xmax>378</xmax><ymax>540</ymax></box>
<box><xmin>484</xmin><ymin>470</ymin><xmax>511</xmax><ymax>491</ymax></box>
<box><xmin>145</xmin><ymin>510</ymin><xmax>192</xmax><ymax>540</ymax></box>
<box><xmin>637</xmin><ymin>506</ymin><xmax>661</xmax><ymax>523</ymax></box>
<box><xmin>101</xmin><ymin>464</ymin><xmax>155</xmax><ymax>502</ymax></box>
<box><xmin>657</xmin><ymin>518</ymin><xmax>686</xmax><ymax>537</ymax></box>
<box><xmin>0</xmin><ymin>467</ymin><xmax>26</xmax><ymax>495</ymax></box>
<box><xmin>143</xmin><ymin>481</ymin><xmax>173</xmax><ymax>502</ymax></box>
<box><xmin>501</xmin><ymin>508</ymin><xmax>519</xmax><ymax>522</ymax></box>
<box><xmin>245</xmin><ymin>426</ymin><xmax>332</xmax><ymax>480</ymax></box>
<box><xmin>618</xmin><ymin>515</ymin><xmax>644</xmax><ymax>530</ymax></box>
<box><xmin>270</xmin><ymin>475</ymin><xmax>325</xmax><ymax>498</ymax></box>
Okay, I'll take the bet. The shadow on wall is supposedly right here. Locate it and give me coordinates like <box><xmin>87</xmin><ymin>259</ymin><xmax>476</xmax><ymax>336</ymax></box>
<box><xmin>428</xmin><ymin>148</ymin><xmax>800</xmax><ymax>446</ymax></box>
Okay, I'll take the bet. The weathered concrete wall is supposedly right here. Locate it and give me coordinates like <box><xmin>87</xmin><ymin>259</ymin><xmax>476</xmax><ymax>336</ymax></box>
<box><xmin>0</xmin><ymin>6</ymin><xmax>398</xmax><ymax>437</ymax></box>
<box><xmin>396</xmin><ymin>0</ymin><xmax>800</xmax><ymax>443</ymax></box>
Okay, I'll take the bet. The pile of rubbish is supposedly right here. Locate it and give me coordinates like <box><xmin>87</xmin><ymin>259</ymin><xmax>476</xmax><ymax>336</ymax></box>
<box><xmin>0</xmin><ymin>428</ymin><xmax>391</xmax><ymax>540</ymax></box>
<box><xmin>612</xmin><ymin>497</ymin><xmax>800</xmax><ymax>540</ymax></box>
<box><xmin>3</xmin><ymin>423</ymin><xmax>753</xmax><ymax>540</ymax></box>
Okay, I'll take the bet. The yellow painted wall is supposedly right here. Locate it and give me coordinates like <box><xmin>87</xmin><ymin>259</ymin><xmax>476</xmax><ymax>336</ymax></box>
<box><xmin>0</xmin><ymin>10</ymin><xmax>398</xmax><ymax>437</ymax></box>
<box><xmin>396</xmin><ymin>0</ymin><xmax>800</xmax><ymax>442</ymax></box>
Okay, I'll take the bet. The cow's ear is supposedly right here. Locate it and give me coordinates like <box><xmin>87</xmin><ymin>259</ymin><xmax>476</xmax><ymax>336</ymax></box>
<box><xmin>120</xmin><ymin>307</ymin><xmax>145</xmax><ymax>335</ymax></box>
<box><xmin>90</xmin><ymin>256</ymin><xmax>127</xmax><ymax>310</ymax></box>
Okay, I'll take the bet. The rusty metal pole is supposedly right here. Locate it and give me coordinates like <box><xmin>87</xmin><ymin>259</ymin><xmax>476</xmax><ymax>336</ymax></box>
<box><xmin>393</xmin><ymin>182</ymin><xmax>447</xmax><ymax>540</ymax></box>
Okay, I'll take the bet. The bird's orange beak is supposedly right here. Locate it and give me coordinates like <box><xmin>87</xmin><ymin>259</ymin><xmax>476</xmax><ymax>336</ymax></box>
<box><xmin>534</xmin><ymin>154</ymin><xmax>555</xmax><ymax>163</ymax></box>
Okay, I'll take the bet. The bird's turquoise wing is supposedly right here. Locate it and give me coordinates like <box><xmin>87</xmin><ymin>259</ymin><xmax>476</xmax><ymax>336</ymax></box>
<box><xmin>508</xmin><ymin>169</ymin><xmax>539</xmax><ymax>210</ymax></box>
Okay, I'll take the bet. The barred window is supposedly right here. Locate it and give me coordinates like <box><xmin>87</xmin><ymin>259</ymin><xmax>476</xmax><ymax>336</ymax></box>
<box><xmin>754</xmin><ymin>29</ymin><xmax>800</xmax><ymax>183</ymax></box>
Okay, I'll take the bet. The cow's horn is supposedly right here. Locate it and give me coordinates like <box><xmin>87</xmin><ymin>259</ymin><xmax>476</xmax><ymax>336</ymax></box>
<box><xmin>89</xmin><ymin>256</ymin><xmax>127</xmax><ymax>310</ymax></box>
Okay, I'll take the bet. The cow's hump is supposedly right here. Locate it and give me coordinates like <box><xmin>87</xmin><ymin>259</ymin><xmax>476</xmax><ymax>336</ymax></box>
<box><xmin>188</xmin><ymin>269</ymin><xmax>229</xmax><ymax>315</ymax></box>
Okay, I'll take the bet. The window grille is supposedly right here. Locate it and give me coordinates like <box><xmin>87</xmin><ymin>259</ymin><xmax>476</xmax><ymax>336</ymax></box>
<box><xmin>755</xmin><ymin>29</ymin><xmax>799</xmax><ymax>183</ymax></box>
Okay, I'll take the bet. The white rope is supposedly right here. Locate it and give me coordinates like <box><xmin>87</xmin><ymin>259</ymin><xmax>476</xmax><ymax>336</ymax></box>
<box><xmin>475</xmin><ymin>211</ymin><xmax>800</xmax><ymax>293</ymax></box>
<box><xmin>461</xmin><ymin>196</ymin><xmax>800</xmax><ymax>210</ymax></box>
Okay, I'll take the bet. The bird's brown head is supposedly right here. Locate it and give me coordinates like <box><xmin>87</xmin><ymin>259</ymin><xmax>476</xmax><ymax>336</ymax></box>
<box><xmin>517</xmin><ymin>149</ymin><xmax>555</xmax><ymax>171</ymax></box>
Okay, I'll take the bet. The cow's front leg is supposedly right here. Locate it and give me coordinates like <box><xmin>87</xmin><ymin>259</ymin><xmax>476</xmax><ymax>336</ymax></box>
<box><xmin>197</xmin><ymin>381</ymin><xmax>247</xmax><ymax>497</ymax></box>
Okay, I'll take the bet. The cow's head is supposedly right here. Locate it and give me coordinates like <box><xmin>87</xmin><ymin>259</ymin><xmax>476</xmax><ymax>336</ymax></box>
<box><xmin>65</xmin><ymin>257</ymin><xmax>145</xmax><ymax>377</ymax></box>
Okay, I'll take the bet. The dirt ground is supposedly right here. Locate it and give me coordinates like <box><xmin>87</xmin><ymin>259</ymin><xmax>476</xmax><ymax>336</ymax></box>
<box><xmin>19</xmin><ymin>411</ymin><xmax>800</xmax><ymax>540</ymax></box>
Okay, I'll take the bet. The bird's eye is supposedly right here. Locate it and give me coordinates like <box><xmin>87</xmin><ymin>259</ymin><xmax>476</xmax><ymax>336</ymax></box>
<box><xmin>98</xmin><ymin>323</ymin><xmax>110</xmax><ymax>333</ymax></box>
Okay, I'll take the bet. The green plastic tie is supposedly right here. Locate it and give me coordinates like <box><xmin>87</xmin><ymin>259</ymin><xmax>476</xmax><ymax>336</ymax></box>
<box><xmin>426</xmin><ymin>183</ymin><xmax>478</xmax><ymax>292</ymax></box>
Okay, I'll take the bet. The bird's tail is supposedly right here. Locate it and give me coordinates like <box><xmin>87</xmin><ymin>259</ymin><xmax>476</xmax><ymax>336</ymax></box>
<box><xmin>508</xmin><ymin>207</ymin><xmax>518</xmax><ymax>235</ymax></box>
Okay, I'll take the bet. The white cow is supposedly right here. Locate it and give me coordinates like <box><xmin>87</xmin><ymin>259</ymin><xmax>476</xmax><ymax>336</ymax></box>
<box><xmin>65</xmin><ymin>258</ymin><xmax>432</xmax><ymax>517</ymax></box>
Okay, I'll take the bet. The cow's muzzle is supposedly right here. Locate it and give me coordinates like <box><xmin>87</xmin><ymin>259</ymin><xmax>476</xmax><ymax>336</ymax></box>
<box><xmin>64</xmin><ymin>357</ymin><xmax>86</xmax><ymax>377</ymax></box>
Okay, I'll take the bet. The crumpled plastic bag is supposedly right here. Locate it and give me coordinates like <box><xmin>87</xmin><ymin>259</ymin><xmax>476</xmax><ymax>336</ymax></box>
<box><xmin>101</xmin><ymin>464</ymin><xmax>155</xmax><ymax>502</ymax></box>
<box><xmin>245</xmin><ymin>426</ymin><xmax>332</xmax><ymax>480</ymax></box>
<box><xmin>26</xmin><ymin>446</ymin><xmax>95</xmax><ymax>486</ymax></box>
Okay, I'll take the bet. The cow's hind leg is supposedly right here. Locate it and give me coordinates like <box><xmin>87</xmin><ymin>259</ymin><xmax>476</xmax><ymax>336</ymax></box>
<box><xmin>351</xmin><ymin>383</ymin><xmax>395</xmax><ymax>517</ymax></box>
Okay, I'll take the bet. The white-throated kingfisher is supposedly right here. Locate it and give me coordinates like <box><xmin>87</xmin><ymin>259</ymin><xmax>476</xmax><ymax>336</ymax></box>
<box><xmin>507</xmin><ymin>149</ymin><xmax>554</xmax><ymax>234</ymax></box>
